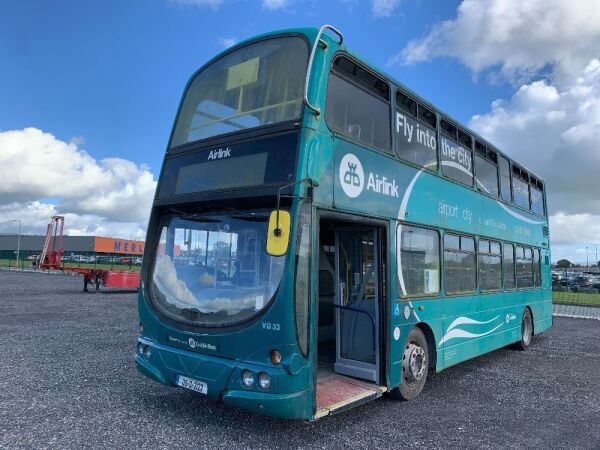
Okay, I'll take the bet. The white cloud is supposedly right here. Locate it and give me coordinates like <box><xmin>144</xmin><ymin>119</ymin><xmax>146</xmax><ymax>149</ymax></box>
<box><xmin>394</xmin><ymin>0</ymin><xmax>600</xmax><ymax>82</ymax></box>
<box><xmin>550</xmin><ymin>213</ymin><xmax>600</xmax><ymax>247</ymax></box>
<box><xmin>459</xmin><ymin>48</ymin><xmax>600</xmax><ymax>260</ymax></box>
<box><xmin>371</xmin><ymin>0</ymin><xmax>403</xmax><ymax>18</ymax></box>
<box><xmin>262</xmin><ymin>0</ymin><xmax>291</xmax><ymax>11</ymax></box>
<box><xmin>0</xmin><ymin>201</ymin><xmax>147</xmax><ymax>239</ymax></box>
<box><xmin>218</xmin><ymin>37</ymin><xmax>237</xmax><ymax>48</ymax></box>
<box><xmin>470</xmin><ymin>60</ymin><xmax>600</xmax><ymax>218</ymax></box>
<box><xmin>0</xmin><ymin>128</ymin><xmax>156</xmax><ymax>239</ymax></box>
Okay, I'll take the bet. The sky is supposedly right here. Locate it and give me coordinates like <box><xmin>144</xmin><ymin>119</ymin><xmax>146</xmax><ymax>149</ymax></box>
<box><xmin>1</xmin><ymin>0</ymin><xmax>599</xmax><ymax>263</ymax></box>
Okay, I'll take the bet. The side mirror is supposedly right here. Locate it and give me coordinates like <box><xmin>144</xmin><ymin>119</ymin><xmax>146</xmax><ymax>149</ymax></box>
<box><xmin>266</xmin><ymin>210</ymin><xmax>291</xmax><ymax>256</ymax></box>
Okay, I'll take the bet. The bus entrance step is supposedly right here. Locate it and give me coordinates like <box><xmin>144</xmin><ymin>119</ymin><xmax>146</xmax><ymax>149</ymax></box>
<box><xmin>315</xmin><ymin>375</ymin><xmax>386</xmax><ymax>419</ymax></box>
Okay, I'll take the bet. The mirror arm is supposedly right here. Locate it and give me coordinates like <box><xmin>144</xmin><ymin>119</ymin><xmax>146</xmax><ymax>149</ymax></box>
<box><xmin>275</xmin><ymin>178</ymin><xmax>317</xmax><ymax>234</ymax></box>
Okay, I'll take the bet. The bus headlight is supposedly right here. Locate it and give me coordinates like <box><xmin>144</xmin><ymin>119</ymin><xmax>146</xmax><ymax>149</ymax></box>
<box><xmin>143</xmin><ymin>345</ymin><xmax>152</xmax><ymax>359</ymax></box>
<box><xmin>242</xmin><ymin>370</ymin><xmax>255</xmax><ymax>387</ymax></box>
<box><xmin>258</xmin><ymin>372</ymin><xmax>271</xmax><ymax>390</ymax></box>
<box><xmin>137</xmin><ymin>342</ymin><xmax>144</xmax><ymax>356</ymax></box>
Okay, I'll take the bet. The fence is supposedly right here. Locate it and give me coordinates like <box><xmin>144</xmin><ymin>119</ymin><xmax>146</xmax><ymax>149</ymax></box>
<box><xmin>0</xmin><ymin>249</ymin><xmax>142</xmax><ymax>272</ymax></box>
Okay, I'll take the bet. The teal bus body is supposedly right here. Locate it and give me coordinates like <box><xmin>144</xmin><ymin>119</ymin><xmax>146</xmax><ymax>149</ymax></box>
<box><xmin>135</xmin><ymin>27</ymin><xmax>551</xmax><ymax>420</ymax></box>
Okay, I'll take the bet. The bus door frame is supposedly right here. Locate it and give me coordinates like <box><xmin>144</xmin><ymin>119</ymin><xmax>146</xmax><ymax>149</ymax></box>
<box><xmin>312</xmin><ymin>208</ymin><xmax>389</xmax><ymax>414</ymax></box>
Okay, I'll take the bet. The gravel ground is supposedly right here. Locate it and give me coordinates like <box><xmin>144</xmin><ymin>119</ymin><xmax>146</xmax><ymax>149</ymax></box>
<box><xmin>1</xmin><ymin>270</ymin><xmax>599</xmax><ymax>449</ymax></box>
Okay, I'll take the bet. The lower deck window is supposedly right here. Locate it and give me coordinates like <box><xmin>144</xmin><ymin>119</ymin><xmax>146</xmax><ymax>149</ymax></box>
<box><xmin>397</xmin><ymin>225</ymin><xmax>440</xmax><ymax>296</ymax></box>
<box><xmin>479</xmin><ymin>239</ymin><xmax>501</xmax><ymax>291</ymax></box>
<box><xmin>534</xmin><ymin>249</ymin><xmax>541</xmax><ymax>287</ymax></box>
<box><xmin>503</xmin><ymin>243</ymin><xmax>516</xmax><ymax>289</ymax></box>
<box><xmin>444</xmin><ymin>234</ymin><xmax>476</xmax><ymax>294</ymax></box>
<box><xmin>516</xmin><ymin>246</ymin><xmax>534</xmax><ymax>288</ymax></box>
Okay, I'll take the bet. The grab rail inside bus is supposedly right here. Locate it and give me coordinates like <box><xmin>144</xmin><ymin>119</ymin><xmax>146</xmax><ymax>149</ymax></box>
<box><xmin>333</xmin><ymin>304</ymin><xmax>376</xmax><ymax>352</ymax></box>
<box><xmin>304</xmin><ymin>24</ymin><xmax>344</xmax><ymax>118</ymax></box>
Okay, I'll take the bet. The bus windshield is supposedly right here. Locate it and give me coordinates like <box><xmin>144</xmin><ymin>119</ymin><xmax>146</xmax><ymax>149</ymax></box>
<box><xmin>170</xmin><ymin>36</ymin><xmax>309</xmax><ymax>148</ymax></box>
<box><xmin>149</xmin><ymin>211</ymin><xmax>285</xmax><ymax>327</ymax></box>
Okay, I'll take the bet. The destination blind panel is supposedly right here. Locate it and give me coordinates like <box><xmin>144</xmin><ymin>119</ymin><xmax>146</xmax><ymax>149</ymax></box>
<box><xmin>158</xmin><ymin>132</ymin><xmax>297</xmax><ymax>198</ymax></box>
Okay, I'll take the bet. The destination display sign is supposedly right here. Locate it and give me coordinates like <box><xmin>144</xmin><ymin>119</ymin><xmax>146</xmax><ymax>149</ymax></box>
<box><xmin>158</xmin><ymin>132</ymin><xmax>298</xmax><ymax>198</ymax></box>
<box><xmin>395</xmin><ymin>111</ymin><xmax>438</xmax><ymax>169</ymax></box>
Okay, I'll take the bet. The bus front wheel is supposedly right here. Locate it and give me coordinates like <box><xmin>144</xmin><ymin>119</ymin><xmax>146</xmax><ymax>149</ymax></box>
<box><xmin>388</xmin><ymin>327</ymin><xmax>429</xmax><ymax>401</ymax></box>
<box><xmin>514</xmin><ymin>308</ymin><xmax>533</xmax><ymax>351</ymax></box>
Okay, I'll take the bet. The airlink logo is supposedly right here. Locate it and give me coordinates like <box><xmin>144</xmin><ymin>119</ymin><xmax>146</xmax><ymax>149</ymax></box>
<box><xmin>339</xmin><ymin>153</ymin><xmax>399</xmax><ymax>199</ymax></box>
<box><xmin>207</xmin><ymin>147</ymin><xmax>231</xmax><ymax>160</ymax></box>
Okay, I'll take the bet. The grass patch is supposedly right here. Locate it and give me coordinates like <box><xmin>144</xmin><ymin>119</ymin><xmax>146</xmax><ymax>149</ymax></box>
<box><xmin>0</xmin><ymin>259</ymin><xmax>140</xmax><ymax>272</ymax></box>
<box><xmin>0</xmin><ymin>259</ymin><xmax>34</xmax><ymax>269</ymax></box>
<box><xmin>553</xmin><ymin>291</ymin><xmax>600</xmax><ymax>307</ymax></box>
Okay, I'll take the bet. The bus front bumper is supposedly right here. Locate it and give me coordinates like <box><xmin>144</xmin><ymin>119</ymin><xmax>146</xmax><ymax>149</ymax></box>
<box><xmin>134</xmin><ymin>340</ymin><xmax>311</xmax><ymax>420</ymax></box>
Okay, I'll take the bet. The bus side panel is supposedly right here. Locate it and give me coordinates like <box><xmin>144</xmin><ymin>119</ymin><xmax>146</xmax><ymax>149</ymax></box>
<box><xmin>437</xmin><ymin>291</ymin><xmax>549</xmax><ymax>370</ymax></box>
<box><xmin>441</xmin><ymin>328</ymin><xmax>519</xmax><ymax>370</ymax></box>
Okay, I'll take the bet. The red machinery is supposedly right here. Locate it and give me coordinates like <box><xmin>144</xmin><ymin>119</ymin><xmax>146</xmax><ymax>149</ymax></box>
<box><xmin>38</xmin><ymin>215</ymin><xmax>64</xmax><ymax>270</ymax></box>
<box><xmin>36</xmin><ymin>216</ymin><xmax>140</xmax><ymax>292</ymax></box>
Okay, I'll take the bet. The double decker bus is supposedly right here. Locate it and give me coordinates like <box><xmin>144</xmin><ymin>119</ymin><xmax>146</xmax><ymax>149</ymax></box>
<box><xmin>135</xmin><ymin>26</ymin><xmax>552</xmax><ymax>420</ymax></box>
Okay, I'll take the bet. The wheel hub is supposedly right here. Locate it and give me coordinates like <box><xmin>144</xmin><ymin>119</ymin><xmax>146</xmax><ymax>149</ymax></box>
<box><xmin>403</xmin><ymin>343</ymin><xmax>426</xmax><ymax>382</ymax></box>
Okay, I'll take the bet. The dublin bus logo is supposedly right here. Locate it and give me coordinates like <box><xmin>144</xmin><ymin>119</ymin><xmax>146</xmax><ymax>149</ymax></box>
<box><xmin>339</xmin><ymin>153</ymin><xmax>364</xmax><ymax>198</ymax></box>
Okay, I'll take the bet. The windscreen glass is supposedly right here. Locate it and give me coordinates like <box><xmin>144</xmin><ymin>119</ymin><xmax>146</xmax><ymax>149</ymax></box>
<box><xmin>170</xmin><ymin>37</ymin><xmax>308</xmax><ymax>147</ymax></box>
<box><xmin>149</xmin><ymin>211</ymin><xmax>285</xmax><ymax>327</ymax></box>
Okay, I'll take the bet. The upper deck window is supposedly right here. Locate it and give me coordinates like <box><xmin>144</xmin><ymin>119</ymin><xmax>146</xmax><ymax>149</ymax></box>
<box><xmin>326</xmin><ymin>57</ymin><xmax>391</xmax><ymax>152</ymax></box>
<box><xmin>530</xmin><ymin>177</ymin><xmax>545</xmax><ymax>216</ymax></box>
<box><xmin>170</xmin><ymin>37</ymin><xmax>309</xmax><ymax>148</ymax></box>
<box><xmin>440</xmin><ymin>119</ymin><xmax>473</xmax><ymax>186</ymax></box>
<box><xmin>395</xmin><ymin>91</ymin><xmax>437</xmax><ymax>170</ymax></box>
<box><xmin>512</xmin><ymin>165</ymin><xmax>530</xmax><ymax>210</ymax></box>
<box><xmin>498</xmin><ymin>156</ymin><xmax>512</xmax><ymax>202</ymax></box>
<box><xmin>475</xmin><ymin>141</ymin><xmax>499</xmax><ymax>197</ymax></box>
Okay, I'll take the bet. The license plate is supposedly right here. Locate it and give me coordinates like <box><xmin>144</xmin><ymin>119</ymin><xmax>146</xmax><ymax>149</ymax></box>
<box><xmin>175</xmin><ymin>375</ymin><xmax>208</xmax><ymax>395</ymax></box>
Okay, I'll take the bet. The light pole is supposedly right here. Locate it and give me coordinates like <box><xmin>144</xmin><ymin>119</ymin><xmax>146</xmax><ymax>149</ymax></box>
<box><xmin>10</xmin><ymin>220</ymin><xmax>22</xmax><ymax>270</ymax></box>
<box><xmin>586</xmin><ymin>246</ymin><xmax>589</xmax><ymax>269</ymax></box>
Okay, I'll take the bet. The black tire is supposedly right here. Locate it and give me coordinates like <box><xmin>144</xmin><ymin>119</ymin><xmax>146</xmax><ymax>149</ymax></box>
<box><xmin>514</xmin><ymin>308</ymin><xmax>533</xmax><ymax>351</ymax></box>
<box><xmin>387</xmin><ymin>327</ymin><xmax>429</xmax><ymax>401</ymax></box>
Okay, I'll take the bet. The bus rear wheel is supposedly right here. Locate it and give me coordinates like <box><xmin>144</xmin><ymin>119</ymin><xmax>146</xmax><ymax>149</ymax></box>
<box><xmin>514</xmin><ymin>308</ymin><xmax>533</xmax><ymax>351</ymax></box>
<box><xmin>388</xmin><ymin>327</ymin><xmax>429</xmax><ymax>401</ymax></box>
